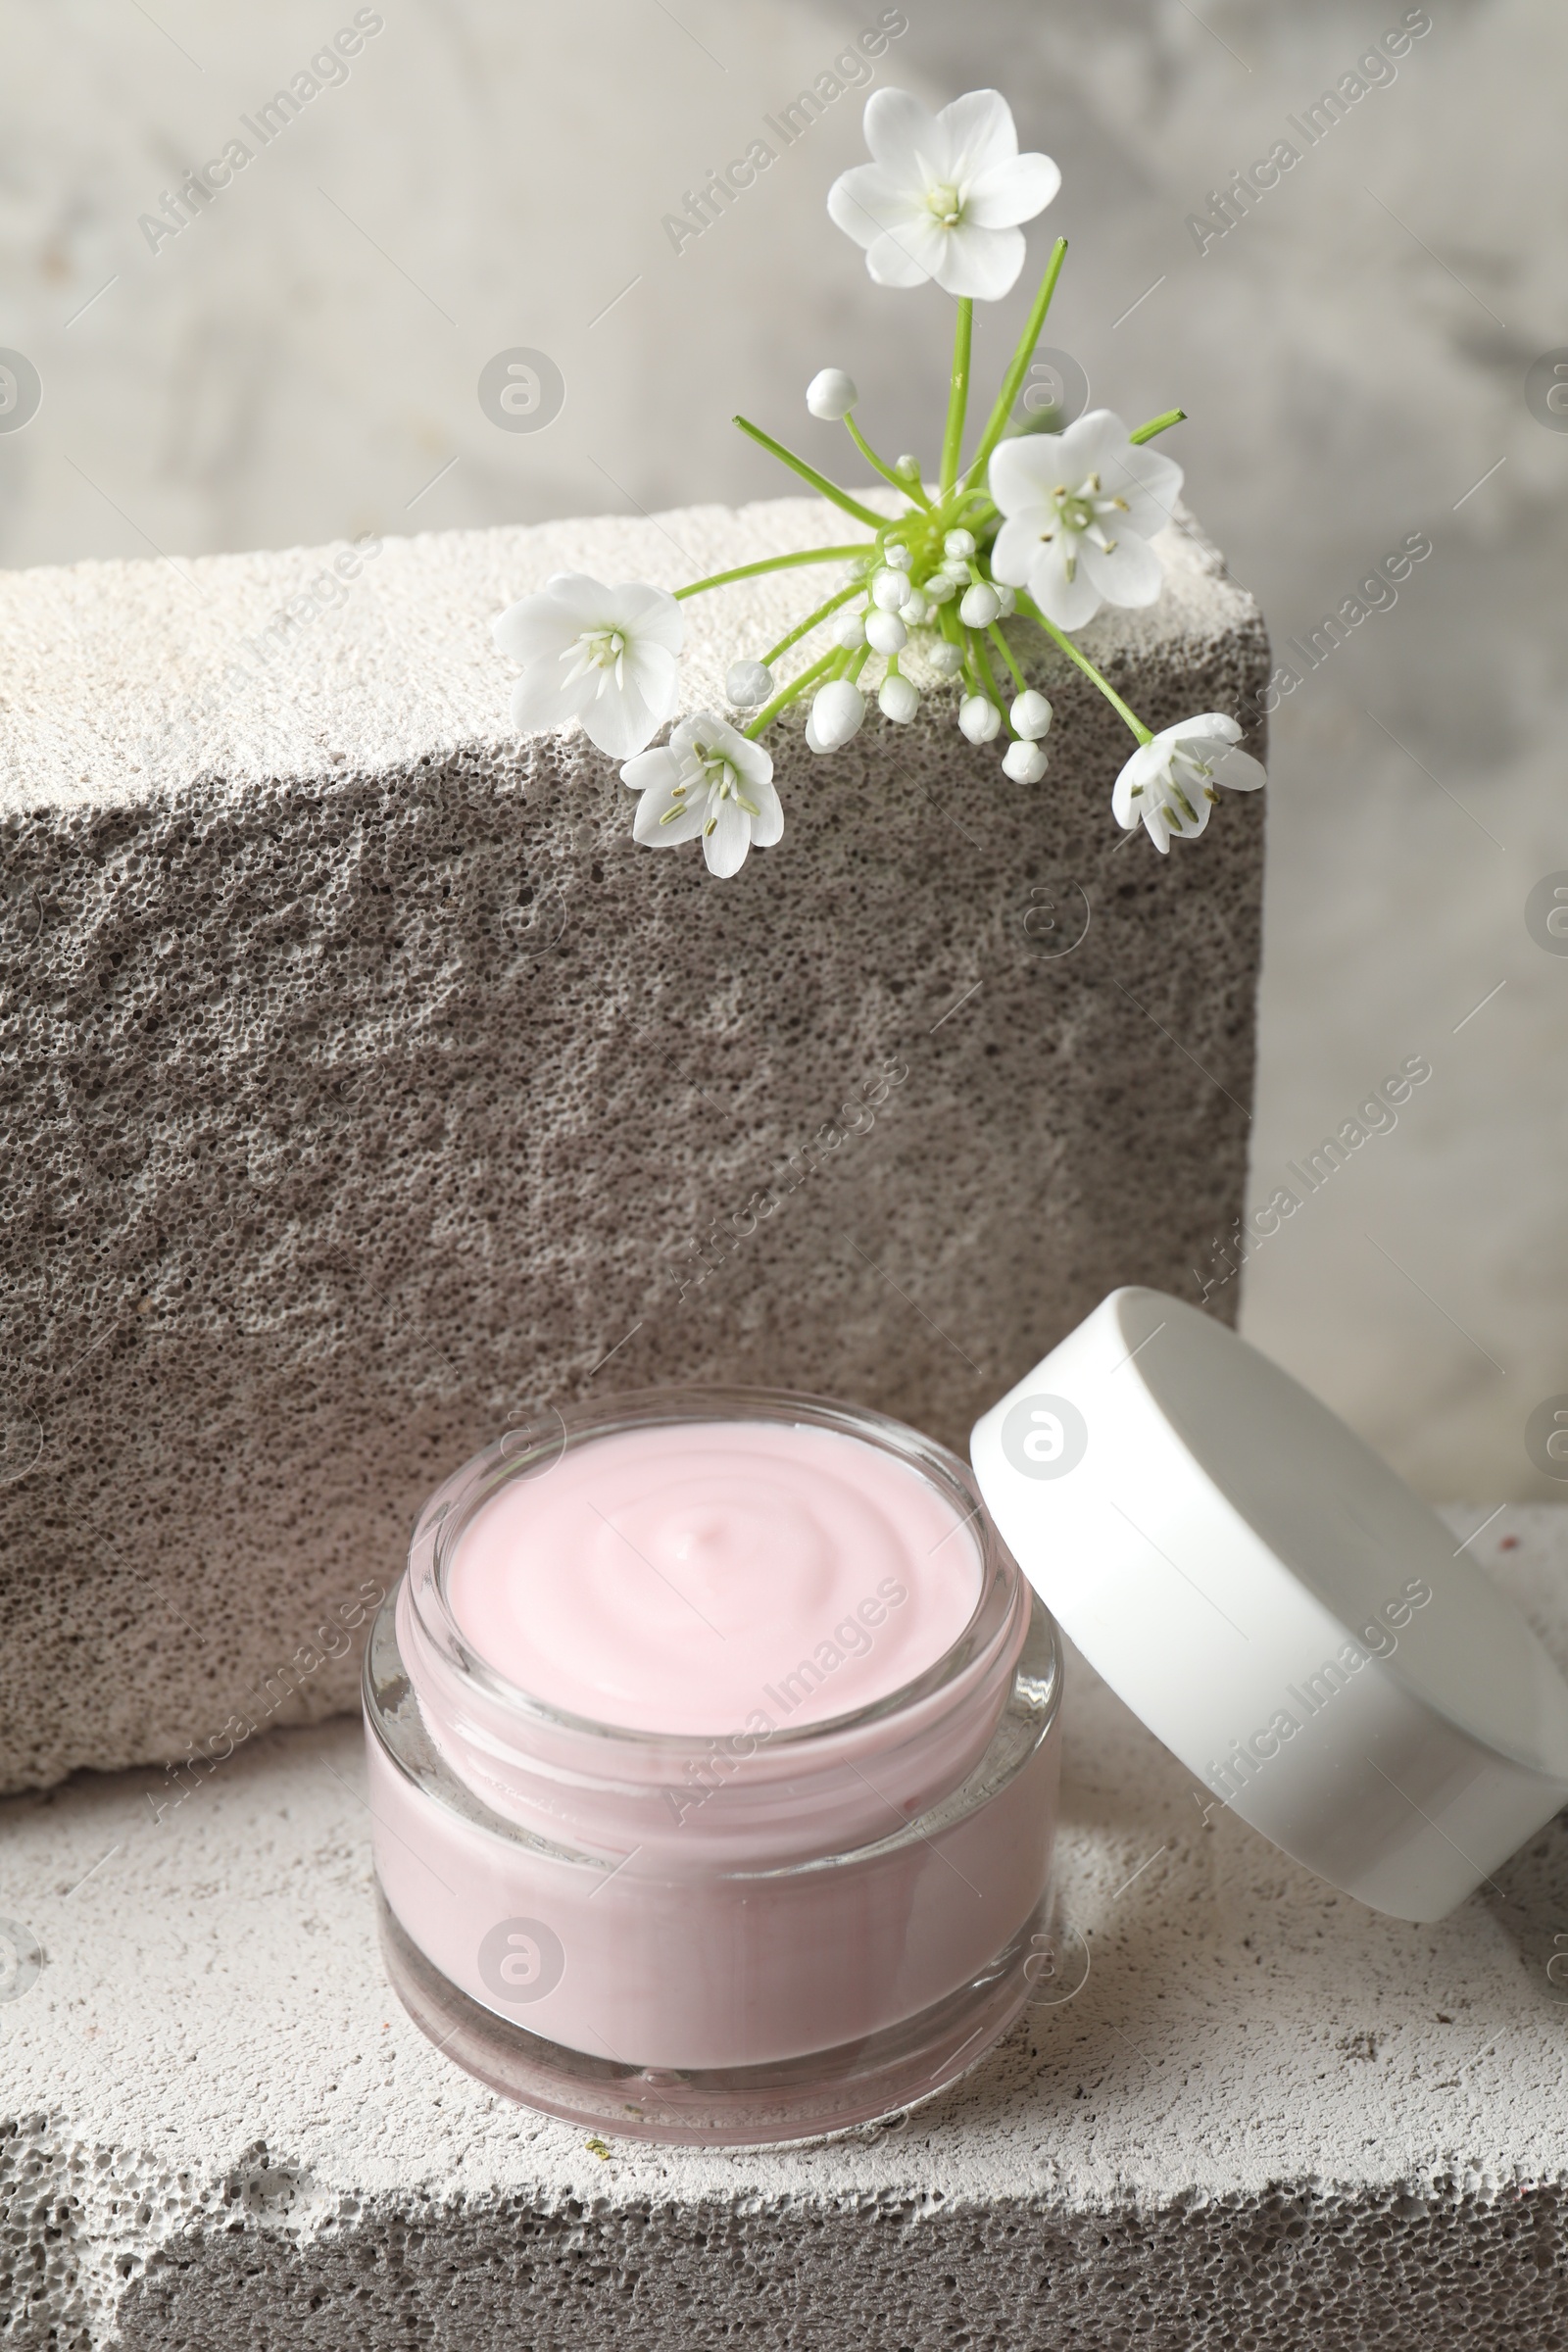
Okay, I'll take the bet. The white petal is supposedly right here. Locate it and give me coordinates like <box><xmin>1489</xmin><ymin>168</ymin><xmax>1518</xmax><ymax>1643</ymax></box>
<box><xmin>1026</xmin><ymin>539</ymin><xmax>1103</xmax><ymax>632</ymax></box>
<box><xmin>1111</xmin><ymin>743</ymin><xmax>1165</xmax><ymax>828</ymax></box>
<box><xmin>1079</xmin><ymin>530</ymin><xmax>1165</xmax><ymax>609</ymax></box>
<box><xmin>964</xmin><ymin>151</ymin><xmax>1060</xmax><ymax>228</ymax></box>
<box><xmin>935</xmin><ymin>221</ymin><xmax>1026</xmax><ymax>301</ymax></box>
<box><xmin>622</xmin><ymin>640</ymin><xmax>681</xmax><ymax>726</ymax></box>
<box><xmin>1208</xmin><ymin>745</ymin><xmax>1267</xmax><ymax>793</ymax></box>
<box><xmin>703</xmin><ymin>798</ymin><xmax>753</xmax><ymax>878</ymax></box>
<box><xmin>827</xmin><ymin>163</ymin><xmax>916</xmax><ymax>249</ymax></box>
<box><xmin>988</xmin><ymin>434</ymin><xmax>1064</xmax><ymax>516</ymax></box>
<box><xmin>632</xmin><ymin>766</ymin><xmax>707</xmax><ymax>849</ymax></box>
<box><xmin>532</xmin><ymin>572</ymin><xmax>613</xmax><ymax>626</ymax></box>
<box><xmin>866</xmin><ymin>217</ymin><xmax>949</xmax><ymax>288</ymax></box>
<box><xmin>577</xmin><ymin>677</ymin><xmax>662</xmax><ymax>760</ymax></box>
<box><xmin>621</xmin><ymin>745</ymin><xmax>676</xmax><ymax>796</ymax></box>
<box><xmin>493</xmin><ymin>595</ymin><xmax>574</xmax><ymax>665</ymax></box>
<box><xmin>937</xmin><ymin>88</ymin><xmax>1017</xmax><ymax>180</ymax></box>
<box><xmin>1156</xmin><ymin>712</ymin><xmax>1242</xmax><ymax>752</ymax></box>
<box><xmin>745</xmin><ymin>775</ymin><xmax>784</xmax><ymax>848</ymax></box>
<box><xmin>988</xmin><ymin>513</ymin><xmax>1048</xmax><ymax>589</ymax></box>
<box><xmin>1053</xmin><ymin>409</ymin><xmax>1133</xmax><ymax>482</ymax></box>
<box><xmin>607</xmin><ymin>581</ymin><xmax>685</xmax><ymax>651</ymax></box>
<box><xmin>860</xmin><ymin>86</ymin><xmax>940</xmax><ymax>181</ymax></box>
<box><xmin>510</xmin><ymin>667</ymin><xmax>592</xmax><ymax>736</ymax></box>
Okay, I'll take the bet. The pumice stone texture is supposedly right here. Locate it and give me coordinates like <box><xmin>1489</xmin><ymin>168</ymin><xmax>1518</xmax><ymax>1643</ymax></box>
<box><xmin>0</xmin><ymin>494</ymin><xmax>1267</xmax><ymax>1792</ymax></box>
<box><xmin>1</xmin><ymin>1504</ymin><xmax>1564</xmax><ymax>2350</ymax></box>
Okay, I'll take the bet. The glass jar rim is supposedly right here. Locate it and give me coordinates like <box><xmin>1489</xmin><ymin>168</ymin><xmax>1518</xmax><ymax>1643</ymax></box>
<box><xmin>402</xmin><ymin>1383</ymin><xmax>1026</xmax><ymax>1760</ymax></box>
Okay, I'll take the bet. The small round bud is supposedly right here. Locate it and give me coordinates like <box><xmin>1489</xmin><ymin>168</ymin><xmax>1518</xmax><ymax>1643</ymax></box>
<box><xmin>959</xmin><ymin>582</ymin><xmax>1002</xmax><ymax>628</ymax></box>
<box><xmin>832</xmin><ymin>608</ymin><xmax>867</xmax><ymax>651</ymax></box>
<box><xmin>958</xmin><ymin>695</ymin><xmax>1002</xmax><ymax>744</ymax></box>
<box><xmin>1010</xmin><ymin>690</ymin><xmax>1054</xmax><ymax>740</ymax></box>
<box><xmin>885</xmin><ymin>544</ymin><xmax>913</xmax><ymax>572</ymax></box>
<box><xmin>899</xmin><ymin>587</ymin><xmax>930</xmax><ymax>625</ymax></box>
<box><xmin>806</xmin><ymin>368</ymin><xmax>858</xmax><ymax>420</ymax></box>
<box><xmin>808</xmin><ymin>677</ymin><xmax>866</xmax><ymax>753</ymax></box>
<box><xmin>927</xmin><ymin>641</ymin><xmax>965</xmax><ymax>677</ymax></box>
<box><xmin>878</xmin><ymin>672</ymin><xmax>919</xmax><ymax>723</ymax></box>
<box><xmin>725</xmin><ymin>659</ymin><xmax>774</xmax><ymax>709</ymax></box>
<box><xmin>1003</xmin><ymin>739</ymin><xmax>1050</xmax><ymax>783</ymax></box>
<box><xmin>895</xmin><ymin>454</ymin><xmax>921</xmax><ymax>477</ymax></box>
<box><xmin>923</xmin><ymin>571</ymin><xmax>957</xmax><ymax>604</ymax></box>
<box><xmin>864</xmin><ymin>609</ymin><xmax>908</xmax><ymax>656</ymax></box>
<box><xmin>944</xmin><ymin>528</ymin><xmax>977</xmax><ymax>560</ymax></box>
<box><xmin>871</xmin><ymin>567</ymin><xmax>907</xmax><ymax>612</ymax></box>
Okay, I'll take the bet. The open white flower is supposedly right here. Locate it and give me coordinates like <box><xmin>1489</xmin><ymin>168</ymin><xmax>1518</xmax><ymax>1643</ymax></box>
<box><xmin>493</xmin><ymin>573</ymin><xmax>682</xmax><ymax>760</ymax></box>
<box><xmin>621</xmin><ymin>712</ymin><xmax>782</xmax><ymax>879</ymax></box>
<box><xmin>828</xmin><ymin>88</ymin><xmax>1059</xmax><ymax>301</ymax></box>
<box><xmin>1112</xmin><ymin>714</ymin><xmax>1265</xmax><ymax>854</ymax></box>
<box><xmin>989</xmin><ymin>412</ymin><xmax>1184</xmax><ymax>633</ymax></box>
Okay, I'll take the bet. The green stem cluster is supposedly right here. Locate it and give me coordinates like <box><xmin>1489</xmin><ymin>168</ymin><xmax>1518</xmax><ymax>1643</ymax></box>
<box><xmin>672</xmin><ymin>236</ymin><xmax>1185</xmax><ymax>755</ymax></box>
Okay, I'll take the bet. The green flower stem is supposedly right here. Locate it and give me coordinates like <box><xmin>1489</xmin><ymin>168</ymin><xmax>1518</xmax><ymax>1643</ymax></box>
<box><xmin>845</xmin><ymin>414</ymin><xmax>932</xmax><ymax>510</ymax></box>
<box><xmin>674</xmin><ymin>545</ymin><xmax>874</xmax><ymax>600</ymax></box>
<box><xmin>1017</xmin><ymin>592</ymin><xmax>1152</xmax><ymax>743</ymax></box>
<box><xmin>988</xmin><ymin>623</ymin><xmax>1029</xmax><ymax>695</ymax></box>
<box><xmin>961</xmin><ymin>237</ymin><xmax>1068</xmax><ymax>492</ymax></box>
<box><xmin>743</xmin><ymin>646</ymin><xmax>838</xmax><ymax>739</ymax></box>
<box><xmin>940</xmin><ymin>299</ymin><xmax>974</xmax><ymax>496</ymax></box>
<box><xmin>1129</xmin><ymin>408</ymin><xmax>1186</xmax><ymax>445</ymax></box>
<box><xmin>968</xmin><ymin>631</ymin><xmax>1010</xmax><ymax>729</ymax></box>
<box><xmin>761</xmin><ymin>579</ymin><xmax>863</xmax><ymax>664</ymax></box>
<box><xmin>846</xmin><ymin>643</ymin><xmax>871</xmax><ymax>683</ymax></box>
<box><xmin>732</xmin><ymin>416</ymin><xmax>888</xmax><ymax>529</ymax></box>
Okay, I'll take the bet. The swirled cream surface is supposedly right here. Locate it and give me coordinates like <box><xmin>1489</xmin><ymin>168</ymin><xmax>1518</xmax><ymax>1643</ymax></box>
<box><xmin>444</xmin><ymin>1419</ymin><xmax>983</xmax><ymax>1735</ymax></box>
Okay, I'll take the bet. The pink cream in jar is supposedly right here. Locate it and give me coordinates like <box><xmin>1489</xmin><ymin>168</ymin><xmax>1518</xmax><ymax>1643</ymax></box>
<box><xmin>365</xmin><ymin>1389</ymin><xmax>1062</xmax><ymax>2145</ymax></box>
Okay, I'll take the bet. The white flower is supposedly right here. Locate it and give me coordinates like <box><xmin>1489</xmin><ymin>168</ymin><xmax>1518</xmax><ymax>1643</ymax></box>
<box><xmin>827</xmin><ymin>89</ymin><xmax>1060</xmax><ymax>302</ymax></box>
<box><xmin>958</xmin><ymin>694</ymin><xmax>1002</xmax><ymax>743</ymax></box>
<box><xmin>622</xmin><ymin>711</ymin><xmax>782</xmax><ymax>878</ymax></box>
<box><xmin>494</xmin><ymin>573</ymin><xmax>682</xmax><ymax>760</ymax></box>
<box><xmin>807</xmin><ymin>679</ymin><xmax>865</xmax><ymax>753</ymax></box>
<box><xmin>959</xmin><ymin>581</ymin><xmax>1001</xmax><ymax>627</ymax></box>
<box><xmin>879</xmin><ymin>673</ymin><xmax>919</xmax><ymax>722</ymax></box>
<box><xmin>1010</xmin><ymin>689</ymin><xmax>1053</xmax><ymax>740</ymax></box>
<box><xmin>1002</xmin><ymin>739</ymin><xmax>1049</xmax><ymax>783</ymax></box>
<box><xmin>871</xmin><ymin>567</ymin><xmax>908</xmax><ymax>612</ymax></box>
<box><xmin>989</xmin><ymin>411</ymin><xmax>1184</xmax><ymax>633</ymax></box>
<box><xmin>1112</xmin><ymin>714</ymin><xmax>1266</xmax><ymax>854</ymax></box>
<box><xmin>833</xmin><ymin>608</ymin><xmax>867</xmax><ymax>650</ymax></box>
<box><xmin>864</xmin><ymin>610</ymin><xmax>907</xmax><ymax>656</ymax></box>
<box><xmin>807</xmin><ymin>368</ymin><xmax>858</xmax><ymax>420</ymax></box>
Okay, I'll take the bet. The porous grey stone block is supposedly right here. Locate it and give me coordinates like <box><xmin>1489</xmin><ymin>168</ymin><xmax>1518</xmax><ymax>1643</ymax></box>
<box><xmin>0</xmin><ymin>494</ymin><xmax>1266</xmax><ymax>1792</ymax></box>
<box><xmin>2</xmin><ymin>1505</ymin><xmax>1564</xmax><ymax>2350</ymax></box>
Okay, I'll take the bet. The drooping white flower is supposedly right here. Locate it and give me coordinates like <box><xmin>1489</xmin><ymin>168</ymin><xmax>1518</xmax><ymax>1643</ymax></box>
<box><xmin>989</xmin><ymin>411</ymin><xmax>1184</xmax><ymax>633</ymax></box>
<box><xmin>494</xmin><ymin>573</ymin><xmax>682</xmax><ymax>760</ymax></box>
<box><xmin>622</xmin><ymin>711</ymin><xmax>782</xmax><ymax>878</ymax></box>
<box><xmin>828</xmin><ymin>89</ymin><xmax>1060</xmax><ymax>302</ymax></box>
<box><xmin>807</xmin><ymin>679</ymin><xmax>866</xmax><ymax>753</ymax></box>
<box><xmin>1112</xmin><ymin>714</ymin><xmax>1266</xmax><ymax>854</ymax></box>
<box><xmin>958</xmin><ymin>694</ymin><xmax>1002</xmax><ymax>743</ymax></box>
<box><xmin>807</xmin><ymin>368</ymin><xmax>858</xmax><ymax>420</ymax></box>
<box><xmin>1003</xmin><ymin>739</ymin><xmax>1049</xmax><ymax>783</ymax></box>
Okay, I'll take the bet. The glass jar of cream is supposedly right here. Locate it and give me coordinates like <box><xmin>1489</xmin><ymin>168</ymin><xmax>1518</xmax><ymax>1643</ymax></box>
<box><xmin>364</xmin><ymin>1387</ymin><xmax>1062</xmax><ymax>2146</ymax></box>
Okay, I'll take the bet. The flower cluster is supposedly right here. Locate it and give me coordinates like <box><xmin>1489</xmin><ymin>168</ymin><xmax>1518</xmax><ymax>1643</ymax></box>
<box><xmin>494</xmin><ymin>86</ymin><xmax>1265</xmax><ymax>875</ymax></box>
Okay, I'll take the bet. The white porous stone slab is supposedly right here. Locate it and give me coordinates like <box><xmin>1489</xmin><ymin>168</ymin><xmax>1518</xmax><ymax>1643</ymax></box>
<box><xmin>0</xmin><ymin>495</ymin><xmax>1266</xmax><ymax>1794</ymax></box>
<box><xmin>2</xmin><ymin>1503</ymin><xmax>1565</xmax><ymax>2350</ymax></box>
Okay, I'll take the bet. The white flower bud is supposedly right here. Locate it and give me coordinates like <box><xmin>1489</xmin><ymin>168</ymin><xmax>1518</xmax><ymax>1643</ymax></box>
<box><xmin>959</xmin><ymin>582</ymin><xmax>1002</xmax><ymax>628</ymax></box>
<box><xmin>944</xmin><ymin>529</ymin><xmax>977</xmax><ymax>560</ymax></box>
<box><xmin>1003</xmin><ymin>739</ymin><xmax>1050</xmax><ymax>783</ymax></box>
<box><xmin>941</xmin><ymin>559</ymin><xmax>972</xmax><ymax>584</ymax></box>
<box><xmin>895</xmin><ymin>454</ymin><xmax>921</xmax><ymax>477</ymax></box>
<box><xmin>885</xmin><ymin>544</ymin><xmax>913</xmax><ymax>572</ymax></box>
<box><xmin>958</xmin><ymin>695</ymin><xmax>1002</xmax><ymax>744</ymax></box>
<box><xmin>871</xmin><ymin>567</ymin><xmax>907</xmax><ymax>612</ymax></box>
<box><xmin>725</xmin><ymin>659</ymin><xmax>774</xmax><ymax>709</ymax></box>
<box><xmin>899</xmin><ymin>587</ymin><xmax>929</xmax><ymax>626</ymax></box>
<box><xmin>927</xmin><ymin>641</ymin><xmax>965</xmax><ymax>677</ymax></box>
<box><xmin>808</xmin><ymin>677</ymin><xmax>866</xmax><ymax>752</ymax></box>
<box><xmin>832</xmin><ymin>608</ymin><xmax>867</xmax><ymax>650</ymax></box>
<box><xmin>922</xmin><ymin>571</ymin><xmax>957</xmax><ymax>604</ymax></box>
<box><xmin>879</xmin><ymin>672</ymin><xmax>919</xmax><ymax>723</ymax></box>
<box><xmin>1010</xmin><ymin>690</ymin><xmax>1054</xmax><ymax>740</ymax></box>
<box><xmin>864</xmin><ymin>609</ymin><xmax>907</xmax><ymax>656</ymax></box>
<box><xmin>806</xmin><ymin>368</ymin><xmax>858</xmax><ymax>420</ymax></box>
<box><xmin>994</xmin><ymin>584</ymin><xmax>1016</xmax><ymax>616</ymax></box>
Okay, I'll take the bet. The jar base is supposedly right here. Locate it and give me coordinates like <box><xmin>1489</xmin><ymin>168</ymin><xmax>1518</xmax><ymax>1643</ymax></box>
<box><xmin>376</xmin><ymin>1889</ymin><xmax>1043</xmax><ymax>2148</ymax></box>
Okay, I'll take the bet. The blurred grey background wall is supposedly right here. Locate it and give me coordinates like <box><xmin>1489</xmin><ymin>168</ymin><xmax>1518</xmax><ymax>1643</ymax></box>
<box><xmin>2</xmin><ymin>0</ymin><xmax>1564</xmax><ymax>1501</ymax></box>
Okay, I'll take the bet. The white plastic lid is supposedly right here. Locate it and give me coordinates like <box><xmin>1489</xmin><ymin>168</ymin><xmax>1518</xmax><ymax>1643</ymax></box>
<box><xmin>970</xmin><ymin>1288</ymin><xmax>1568</xmax><ymax>1921</ymax></box>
